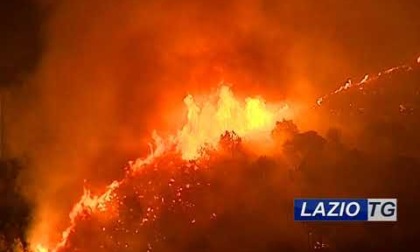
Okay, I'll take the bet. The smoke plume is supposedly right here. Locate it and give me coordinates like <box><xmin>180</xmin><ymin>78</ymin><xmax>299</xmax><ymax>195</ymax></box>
<box><xmin>3</xmin><ymin>0</ymin><xmax>420</xmax><ymax>250</ymax></box>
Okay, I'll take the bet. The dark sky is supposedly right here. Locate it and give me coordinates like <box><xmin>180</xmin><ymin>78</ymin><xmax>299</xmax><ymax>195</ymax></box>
<box><xmin>0</xmin><ymin>0</ymin><xmax>41</xmax><ymax>86</ymax></box>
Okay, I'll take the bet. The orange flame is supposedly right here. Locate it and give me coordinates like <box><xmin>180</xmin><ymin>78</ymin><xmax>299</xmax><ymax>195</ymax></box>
<box><xmin>316</xmin><ymin>56</ymin><xmax>420</xmax><ymax>106</ymax></box>
<box><xmin>176</xmin><ymin>85</ymin><xmax>292</xmax><ymax>159</ymax></box>
<box><xmin>32</xmin><ymin>84</ymin><xmax>292</xmax><ymax>251</ymax></box>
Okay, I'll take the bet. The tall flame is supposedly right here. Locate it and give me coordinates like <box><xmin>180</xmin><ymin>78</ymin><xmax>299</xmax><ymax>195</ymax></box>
<box><xmin>34</xmin><ymin>56</ymin><xmax>419</xmax><ymax>251</ymax></box>
<box><xmin>32</xmin><ymin>84</ymin><xmax>292</xmax><ymax>251</ymax></box>
<box><xmin>176</xmin><ymin>85</ymin><xmax>291</xmax><ymax>159</ymax></box>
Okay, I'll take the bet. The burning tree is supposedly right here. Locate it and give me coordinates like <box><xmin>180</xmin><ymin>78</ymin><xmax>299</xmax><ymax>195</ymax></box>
<box><xmin>32</xmin><ymin>85</ymin><xmax>303</xmax><ymax>252</ymax></box>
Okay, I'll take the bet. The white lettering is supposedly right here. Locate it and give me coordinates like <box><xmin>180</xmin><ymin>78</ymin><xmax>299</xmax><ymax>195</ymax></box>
<box><xmin>327</xmin><ymin>202</ymin><xmax>340</xmax><ymax>216</ymax></box>
<box><xmin>346</xmin><ymin>202</ymin><xmax>360</xmax><ymax>217</ymax></box>
<box><xmin>339</xmin><ymin>202</ymin><xmax>345</xmax><ymax>216</ymax></box>
<box><xmin>300</xmin><ymin>202</ymin><xmax>311</xmax><ymax>217</ymax></box>
<box><xmin>313</xmin><ymin>202</ymin><xmax>326</xmax><ymax>216</ymax></box>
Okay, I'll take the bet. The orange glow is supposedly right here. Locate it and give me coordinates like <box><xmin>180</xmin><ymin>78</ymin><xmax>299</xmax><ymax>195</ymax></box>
<box><xmin>32</xmin><ymin>181</ymin><xmax>121</xmax><ymax>252</ymax></box>
<box><xmin>32</xmin><ymin>85</ymin><xmax>293</xmax><ymax>251</ymax></box>
<box><xmin>176</xmin><ymin>85</ymin><xmax>292</xmax><ymax>159</ymax></box>
<box><xmin>35</xmin><ymin>245</ymin><xmax>49</xmax><ymax>252</ymax></box>
<box><xmin>316</xmin><ymin>56</ymin><xmax>420</xmax><ymax>106</ymax></box>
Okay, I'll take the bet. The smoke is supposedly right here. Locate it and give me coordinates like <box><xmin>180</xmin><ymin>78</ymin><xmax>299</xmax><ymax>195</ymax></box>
<box><xmin>3</xmin><ymin>0</ymin><xmax>420</xmax><ymax>250</ymax></box>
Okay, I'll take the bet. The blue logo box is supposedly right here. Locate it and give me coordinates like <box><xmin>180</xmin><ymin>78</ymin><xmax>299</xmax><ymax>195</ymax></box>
<box><xmin>294</xmin><ymin>198</ymin><xmax>397</xmax><ymax>222</ymax></box>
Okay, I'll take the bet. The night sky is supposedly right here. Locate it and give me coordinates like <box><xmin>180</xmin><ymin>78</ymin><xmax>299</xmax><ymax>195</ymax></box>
<box><xmin>0</xmin><ymin>0</ymin><xmax>42</xmax><ymax>86</ymax></box>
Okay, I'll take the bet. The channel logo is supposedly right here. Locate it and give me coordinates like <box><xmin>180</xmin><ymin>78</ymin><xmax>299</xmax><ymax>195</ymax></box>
<box><xmin>294</xmin><ymin>198</ymin><xmax>397</xmax><ymax>222</ymax></box>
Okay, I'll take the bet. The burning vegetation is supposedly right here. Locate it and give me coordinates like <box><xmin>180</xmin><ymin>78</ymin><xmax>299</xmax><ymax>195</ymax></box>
<box><xmin>1</xmin><ymin>1</ymin><xmax>420</xmax><ymax>252</ymax></box>
<box><xmin>1</xmin><ymin>61</ymin><xmax>420</xmax><ymax>251</ymax></box>
<box><xmin>30</xmin><ymin>61</ymin><xmax>420</xmax><ymax>251</ymax></box>
<box><xmin>33</xmin><ymin>85</ymin><xmax>298</xmax><ymax>251</ymax></box>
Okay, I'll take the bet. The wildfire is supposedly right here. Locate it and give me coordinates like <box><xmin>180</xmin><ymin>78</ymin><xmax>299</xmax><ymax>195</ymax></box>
<box><xmin>31</xmin><ymin>54</ymin><xmax>420</xmax><ymax>251</ymax></box>
<box><xmin>33</xmin><ymin>85</ymin><xmax>292</xmax><ymax>252</ymax></box>
<box><xmin>36</xmin><ymin>245</ymin><xmax>48</xmax><ymax>252</ymax></box>
<box><xmin>31</xmin><ymin>57</ymin><xmax>420</xmax><ymax>251</ymax></box>
<box><xmin>316</xmin><ymin>55</ymin><xmax>420</xmax><ymax>106</ymax></box>
<box><xmin>176</xmin><ymin>85</ymin><xmax>291</xmax><ymax>159</ymax></box>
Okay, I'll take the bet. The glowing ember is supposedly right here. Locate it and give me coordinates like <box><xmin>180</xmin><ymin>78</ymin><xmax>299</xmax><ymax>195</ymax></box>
<box><xmin>32</xmin><ymin>85</ymin><xmax>292</xmax><ymax>252</ymax></box>
<box><xmin>30</xmin><ymin>58</ymin><xmax>420</xmax><ymax>251</ymax></box>
<box><xmin>316</xmin><ymin>56</ymin><xmax>420</xmax><ymax>106</ymax></box>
